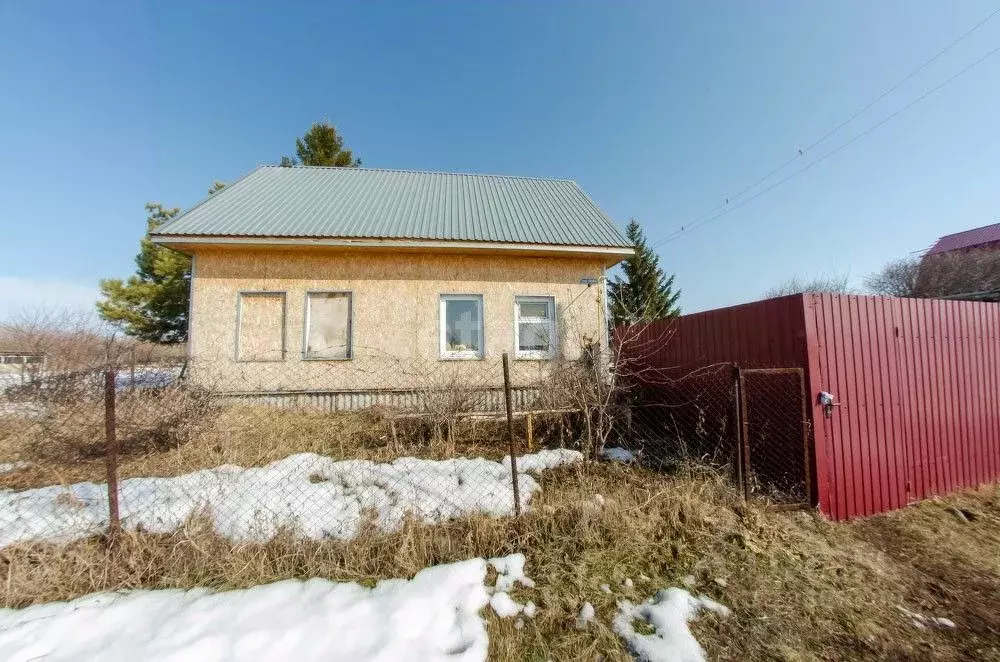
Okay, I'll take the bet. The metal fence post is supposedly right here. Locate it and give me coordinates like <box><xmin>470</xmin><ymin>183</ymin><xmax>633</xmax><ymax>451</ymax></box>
<box><xmin>104</xmin><ymin>369</ymin><xmax>122</xmax><ymax>541</ymax></box>
<box><xmin>502</xmin><ymin>353</ymin><xmax>522</xmax><ymax>516</ymax></box>
<box><xmin>736</xmin><ymin>367</ymin><xmax>751</xmax><ymax>501</ymax></box>
<box><xmin>732</xmin><ymin>364</ymin><xmax>745</xmax><ymax>498</ymax></box>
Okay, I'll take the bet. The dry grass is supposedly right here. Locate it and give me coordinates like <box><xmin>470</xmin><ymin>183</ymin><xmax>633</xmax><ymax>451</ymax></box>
<box><xmin>0</xmin><ymin>464</ymin><xmax>997</xmax><ymax>661</ymax></box>
<box><xmin>0</xmin><ymin>398</ymin><xmax>568</xmax><ymax>490</ymax></box>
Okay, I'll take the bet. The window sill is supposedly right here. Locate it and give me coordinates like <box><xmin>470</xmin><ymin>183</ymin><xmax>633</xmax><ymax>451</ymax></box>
<box><xmin>301</xmin><ymin>356</ymin><xmax>353</xmax><ymax>362</ymax></box>
<box><xmin>440</xmin><ymin>353</ymin><xmax>484</xmax><ymax>361</ymax></box>
<box><xmin>514</xmin><ymin>354</ymin><xmax>555</xmax><ymax>361</ymax></box>
<box><xmin>235</xmin><ymin>358</ymin><xmax>287</xmax><ymax>363</ymax></box>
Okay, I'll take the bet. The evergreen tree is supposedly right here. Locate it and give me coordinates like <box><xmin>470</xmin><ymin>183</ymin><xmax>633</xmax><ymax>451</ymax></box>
<box><xmin>608</xmin><ymin>219</ymin><xmax>681</xmax><ymax>326</ymax></box>
<box><xmin>293</xmin><ymin>121</ymin><xmax>361</xmax><ymax>167</ymax></box>
<box><xmin>97</xmin><ymin>183</ymin><xmax>225</xmax><ymax>343</ymax></box>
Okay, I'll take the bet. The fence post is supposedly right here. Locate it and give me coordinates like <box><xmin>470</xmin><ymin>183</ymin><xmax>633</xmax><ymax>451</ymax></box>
<box><xmin>732</xmin><ymin>364</ymin><xmax>744</xmax><ymax>497</ymax></box>
<box><xmin>129</xmin><ymin>348</ymin><xmax>136</xmax><ymax>393</ymax></box>
<box><xmin>104</xmin><ymin>369</ymin><xmax>122</xmax><ymax>541</ymax></box>
<box><xmin>502</xmin><ymin>352</ymin><xmax>522</xmax><ymax>516</ymax></box>
<box><xmin>736</xmin><ymin>366</ymin><xmax>751</xmax><ymax>501</ymax></box>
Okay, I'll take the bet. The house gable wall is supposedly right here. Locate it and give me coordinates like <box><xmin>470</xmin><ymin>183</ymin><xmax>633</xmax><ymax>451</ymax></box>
<box><xmin>188</xmin><ymin>247</ymin><xmax>608</xmax><ymax>391</ymax></box>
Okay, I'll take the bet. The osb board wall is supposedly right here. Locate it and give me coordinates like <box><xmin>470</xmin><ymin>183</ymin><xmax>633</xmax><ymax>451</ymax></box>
<box><xmin>188</xmin><ymin>247</ymin><xmax>608</xmax><ymax>392</ymax></box>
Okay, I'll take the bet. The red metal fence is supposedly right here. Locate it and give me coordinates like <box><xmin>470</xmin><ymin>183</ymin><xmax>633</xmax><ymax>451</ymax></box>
<box><xmin>805</xmin><ymin>294</ymin><xmax>1000</xmax><ymax>520</ymax></box>
<box><xmin>625</xmin><ymin>294</ymin><xmax>1000</xmax><ymax>520</ymax></box>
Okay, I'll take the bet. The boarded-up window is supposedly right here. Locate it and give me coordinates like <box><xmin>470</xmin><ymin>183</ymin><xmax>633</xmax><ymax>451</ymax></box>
<box><xmin>237</xmin><ymin>292</ymin><xmax>285</xmax><ymax>361</ymax></box>
<box><xmin>304</xmin><ymin>292</ymin><xmax>352</xmax><ymax>359</ymax></box>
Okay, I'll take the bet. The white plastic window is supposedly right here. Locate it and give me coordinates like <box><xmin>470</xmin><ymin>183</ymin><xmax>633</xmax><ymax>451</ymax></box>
<box><xmin>440</xmin><ymin>295</ymin><xmax>484</xmax><ymax>359</ymax></box>
<box><xmin>515</xmin><ymin>296</ymin><xmax>556</xmax><ymax>359</ymax></box>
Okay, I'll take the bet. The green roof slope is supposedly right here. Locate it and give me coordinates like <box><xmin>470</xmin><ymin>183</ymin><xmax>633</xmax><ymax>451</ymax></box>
<box><xmin>153</xmin><ymin>166</ymin><xmax>631</xmax><ymax>248</ymax></box>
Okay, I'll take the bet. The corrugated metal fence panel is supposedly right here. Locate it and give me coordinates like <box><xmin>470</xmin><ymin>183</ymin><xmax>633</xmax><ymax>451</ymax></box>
<box><xmin>628</xmin><ymin>294</ymin><xmax>809</xmax><ymax>375</ymax></box>
<box><xmin>806</xmin><ymin>294</ymin><xmax>1000</xmax><ymax>520</ymax></box>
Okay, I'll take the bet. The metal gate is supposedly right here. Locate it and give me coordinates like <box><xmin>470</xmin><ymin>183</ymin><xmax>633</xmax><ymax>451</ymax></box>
<box><xmin>737</xmin><ymin>368</ymin><xmax>811</xmax><ymax>506</ymax></box>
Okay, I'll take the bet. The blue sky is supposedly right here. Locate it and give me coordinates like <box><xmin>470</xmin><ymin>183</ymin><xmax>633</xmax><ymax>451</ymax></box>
<box><xmin>1</xmin><ymin>1</ymin><xmax>998</xmax><ymax>318</ymax></box>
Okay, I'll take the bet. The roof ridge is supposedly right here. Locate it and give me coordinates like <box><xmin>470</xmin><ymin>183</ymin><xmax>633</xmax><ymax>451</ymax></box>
<box><xmin>261</xmin><ymin>163</ymin><xmax>575</xmax><ymax>183</ymax></box>
<box><xmin>936</xmin><ymin>220</ymin><xmax>1000</xmax><ymax>239</ymax></box>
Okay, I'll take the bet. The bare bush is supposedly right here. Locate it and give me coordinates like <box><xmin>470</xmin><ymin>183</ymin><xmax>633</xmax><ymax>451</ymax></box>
<box><xmin>763</xmin><ymin>273</ymin><xmax>852</xmax><ymax>298</ymax></box>
<box><xmin>3</xmin><ymin>384</ymin><xmax>216</xmax><ymax>465</ymax></box>
<box><xmin>866</xmin><ymin>247</ymin><xmax>1000</xmax><ymax>299</ymax></box>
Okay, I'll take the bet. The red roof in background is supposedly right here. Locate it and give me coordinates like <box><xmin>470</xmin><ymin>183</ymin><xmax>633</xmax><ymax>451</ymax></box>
<box><xmin>926</xmin><ymin>221</ymin><xmax>1000</xmax><ymax>255</ymax></box>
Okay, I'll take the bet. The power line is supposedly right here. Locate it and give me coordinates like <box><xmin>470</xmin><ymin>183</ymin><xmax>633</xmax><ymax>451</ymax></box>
<box><xmin>654</xmin><ymin>42</ymin><xmax>1000</xmax><ymax>246</ymax></box>
<box><xmin>651</xmin><ymin>6</ymin><xmax>1000</xmax><ymax>248</ymax></box>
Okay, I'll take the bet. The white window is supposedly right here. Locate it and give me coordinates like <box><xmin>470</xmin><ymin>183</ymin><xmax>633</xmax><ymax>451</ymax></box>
<box><xmin>515</xmin><ymin>296</ymin><xmax>556</xmax><ymax>359</ymax></box>
<box><xmin>236</xmin><ymin>292</ymin><xmax>286</xmax><ymax>362</ymax></box>
<box><xmin>440</xmin><ymin>295</ymin><xmax>484</xmax><ymax>359</ymax></box>
<box><xmin>304</xmin><ymin>292</ymin><xmax>352</xmax><ymax>360</ymax></box>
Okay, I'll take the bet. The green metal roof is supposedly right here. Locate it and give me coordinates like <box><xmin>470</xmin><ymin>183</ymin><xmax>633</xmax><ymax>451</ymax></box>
<box><xmin>152</xmin><ymin>165</ymin><xmax>631</xmax><ymax>248</ymax></box>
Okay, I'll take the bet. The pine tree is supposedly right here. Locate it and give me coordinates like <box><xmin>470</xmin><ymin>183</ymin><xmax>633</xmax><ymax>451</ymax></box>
<box><xmin>292</xmin><ymin>121</ymin><xmax>361</xmax><ymax>167</ymax></box>
<box><xmin>608</xmin><ymin>219</ymin><xmax>681</xmax><ymax>326</ymax></box>
<box><xmin>96</xmin><ymin>183</ymin><xmax>226</xmax><ymax>343</ymax></box>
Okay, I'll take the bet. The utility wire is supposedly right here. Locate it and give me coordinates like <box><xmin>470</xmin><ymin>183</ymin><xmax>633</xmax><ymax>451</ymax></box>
<box><xmin>655</xmin><ymin>42</ymin><xmax>1000</xmax><ymax>246</ymax></box>
<box><xmin>651</xmin><ymin>6</ymin><xmax>1000</xmax><ymax>248</ymax></box>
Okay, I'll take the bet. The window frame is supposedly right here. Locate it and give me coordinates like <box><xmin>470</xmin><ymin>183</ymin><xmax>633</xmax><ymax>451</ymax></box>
<box><xmin>439</xmin><ymin>294</ymin><xmax>485</xmax><ymax>360</ymax></box>
<box><xmin>514</xmin><ymin>295</ymin><xmax>557</xmax><ymax>360</ymax></box>
<box><xmin>234</xmin><ymin>291</ymin><xmax>287</xmax><ymax>363</ymax></box>
<box><xmin>301</xmin><ymin>290</ymin><xmax>354</xmax><ymax>361</ymax></box>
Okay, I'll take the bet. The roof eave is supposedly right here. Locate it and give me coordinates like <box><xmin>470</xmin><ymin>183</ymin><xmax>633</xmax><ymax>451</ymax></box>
<box><xmin>152</xmin><ymin>234</ymin><xmax>634</xmax><ymax>262</ymax></box>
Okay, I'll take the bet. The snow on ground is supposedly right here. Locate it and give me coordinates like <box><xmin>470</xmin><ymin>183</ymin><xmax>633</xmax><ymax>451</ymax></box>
<box><xmin>489</xmin><ymin>591</ymin><xmax>523</xmax><ymax>618</ymax></box>
<box><xmin>0</xmin><ymin>373</ymin><xmax>25</xmax><ymax>393</ymax></box>
<box><xmin>114</xmin><ymin>365</ymin><xmax>182</xmax><ymax>390</ymax></box>
<box><xmin>898</xmin><ymin>606</ymin><xmax>956</xmax><ymax>629</ymax></box>
<box><xmin>489</xmin><ymin>553</ymin><xmax>535</xmax><ymax>591</ymax></box>
<box><xmin>0</xmin><ymin>558</ymin><xmax>494</xmax><ymax>662</ymax></box>
<box><xmin>600</xmin><ymin>447</ymin><xmax>637</xmax><ymax>463</ymax></box>
<box><xmin>0</xmin><ymin>462</ymin><xmax>29</xmax><ymax>475</ymax></box>
<box><xmin>0</xmin><ymin>450</ymin><xmax>582</xmax><ymax>547</ymax></box>
<box><xmin>576</xmin><ymin>601</ymin><xmax>596</xmax><ymax>629</ymax></box>
<box><xmin>613</xmin><ymin>588</ymin><xmax>730</xmax><ymax>662</ymax></box>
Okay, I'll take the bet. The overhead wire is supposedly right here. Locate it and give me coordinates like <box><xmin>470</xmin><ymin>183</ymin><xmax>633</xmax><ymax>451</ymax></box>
<box><xmin>650</xmin><ymin>6</ymin><xmax>1000</xmax><ymax>248</ymax></box>
<box><xmin>654</xmin><ymin>42</ymin><xmax>1000</xmax><ymax>246</ymax></box>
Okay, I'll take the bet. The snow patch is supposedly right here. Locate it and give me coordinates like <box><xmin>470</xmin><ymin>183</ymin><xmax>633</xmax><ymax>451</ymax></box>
<box><xmin>898</xmin><ymin>606</ymin><xmax>956</xmax><ymax>630</ymax></box>
<box><xmin>490</xmin><ymin>591</ymin><xmax>522</xmax><ymax>618</ymax></box>
<box><xmin>624</xmin><ymin>578</ymin><xmax>634</xmax><ymax>588</ymax></box>
<box><xmin>522</xmin><ymin>601</ymin><xmax>537</xmax><ymax>618</ymax></box>
<box><xmin>600</xmin><ymin>447</ymin><xmax>637</xmax><ymax>463</ymax></box>
<box><xmin>0</xmin><ymin>558</ymin><xmax>493</xmax><ymax>661</ymax></box>
<box><xmin>613</xmin><ymin>588</ymin><xmax>730</xmax><ymax>662</ymax></box>
<box><xmin>489</xmin><ymin>553</ymin><xmax>535</xmax><ymax>591</ymax></box>
<box><xmin>576</xmin><ymin>601</ymin><xmax>595</xmax><ymax>629</ymax></box>
<box><xmin>0</xmin><ymin>462</ymin><xmax>29</xmax><ymax>475</ymax></box>
<box><xmin>600</xmin><ymin>583</ymin><xmax>612</xmax><ymax>594</ymax></box>
<box><xmin>0</xmin><ymin>450</ymin><xmax>583</xmax><ymax>547</ymax></box>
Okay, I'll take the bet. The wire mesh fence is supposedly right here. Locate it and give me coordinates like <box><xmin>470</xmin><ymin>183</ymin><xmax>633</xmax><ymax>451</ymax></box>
<box><xmin>739</xmin><ymin>368</ymin><xmax>811</xmax><ymax>505</ymax></box>
<box><xmin>0</xmin><ymin>345</ymin><xmax>813</xmax><ymax>551</ymax></box>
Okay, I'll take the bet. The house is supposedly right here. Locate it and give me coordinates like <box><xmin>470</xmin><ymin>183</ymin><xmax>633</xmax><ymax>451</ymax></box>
<box><xmin>151</xmin><ymin>166</ymin><xmax>633</xmax><ymax>396</ymax></box>
<box><xmin>925</xmin><ymin>221</ymin><xmax>1000</xmax><ymax>257</ymax></box>
<box><xmin>924</xmin><ymin>221</ymin><xmax>1000</xmax><ymax>302</ymax></box>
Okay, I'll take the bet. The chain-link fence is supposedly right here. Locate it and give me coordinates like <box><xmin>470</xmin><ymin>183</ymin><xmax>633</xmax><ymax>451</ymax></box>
<box><xmin>0</xmin><ymin>344</ymin><xmax>813</xmax><ymax>550</ymax></box>
<box><xmin>738</xmin><ymin>368</ymin><xmax>811</xmax><ymax>505</ymax></box>
<box><xmin>0</xmin><ymin>348</ymin><xmax>615</xmax><ymax>547</ymax></box>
